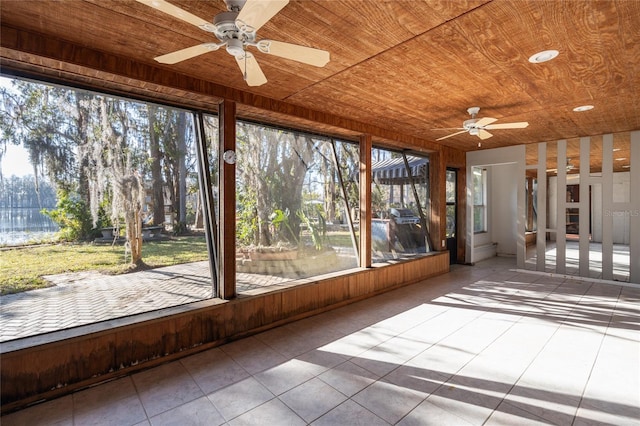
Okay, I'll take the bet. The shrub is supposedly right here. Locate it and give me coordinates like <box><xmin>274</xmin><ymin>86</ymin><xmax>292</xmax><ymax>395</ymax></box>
<box><xmin>42</xmin><ymin>189</ymin><xmax>93</xmax><ymax>241</ymax></box>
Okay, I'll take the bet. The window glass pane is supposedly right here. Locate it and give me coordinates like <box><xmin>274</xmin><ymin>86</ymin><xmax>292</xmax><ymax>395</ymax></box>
<box><xmin>473</xmin><ymin>169</ymin><xmax>484</xmax><ymax>205</ymax></box>
<box><xmin>472</xmin><ymin>168</ymin><xmax>486</xmax><ymax>233</ymax></box>
<box><xmin>446</xmin><ymin>204</ymin><xmax>456</xmax><ymax>238</ymax></box>
<box><xmin>371</xmin><ymin>148</ymin><xmax>431</xmax><ymax>261</ymax></box>
<box><xmin>234</xmin><ymin>122</ymin><xmax>359</xmax><ymax>292</ymax></box>
<box><xmin>333</xmin><ymin>139</ymin><xmax>361</xmax><ymax>252</ymax></box>
<box><xmin>202</xmin><ymin>114</ymin><xmax>220</xmax><ymax>227</ymax></box>
<box><xmin>473</xmin><ymin>206</ymin><xmax>485</xmax><ymax>233</ymax></box>
<box><xmin>0</xmin><ymin>75</ymin><xmax>213</xmax><ymax>342</ymax></box>
<box><xmin>446</xmin><ymin>170</ymin><xmax>456</xmax><ymax>203</ymax></box>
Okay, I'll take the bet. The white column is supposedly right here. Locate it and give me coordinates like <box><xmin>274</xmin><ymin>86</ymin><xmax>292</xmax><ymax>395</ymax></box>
<box><xmin>537</xmin><ymin>143</ymin><xmax>547</xmax><ymax>271</ymax></box>
<box><xmin>579</xmin><ymin>137</ymin><xmax>590</xmax><ymax>276</ymax></box>
<box><xmin>630</xmin><ymin>131</ymin><xmax>640</xmax><ymax>283</ymax></box>
<box><xmin>601</xmin><ymin>134</ymin><xmax>613</xmax><ymax>280</ymax></box>
<box><xmin>517</xmin><ymin>157</ymin><xmax>526</xmax><ymax>269</ymax></box>
<box><xmin>556</xmin><ymin>140</ymin><xmax>567</xmax><ymax>274</ymax></box>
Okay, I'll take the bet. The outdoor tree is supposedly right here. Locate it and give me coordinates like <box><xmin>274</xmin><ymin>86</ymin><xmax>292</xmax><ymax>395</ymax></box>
<box><xmin>236</xmin><ymin>123</ymin><xmax>314</xmax><ymax>247</ymax></box>
<box><xmin>1</xmin><ymin>77</ymin><xmax>199</xmax><ymax>257</ymax></box>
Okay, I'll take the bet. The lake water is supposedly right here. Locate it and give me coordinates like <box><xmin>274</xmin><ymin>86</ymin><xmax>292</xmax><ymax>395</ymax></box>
<box><xmin>0</xmin><ymin>207</ymin><xmax>58</xmax><ymax>245</ymax></box>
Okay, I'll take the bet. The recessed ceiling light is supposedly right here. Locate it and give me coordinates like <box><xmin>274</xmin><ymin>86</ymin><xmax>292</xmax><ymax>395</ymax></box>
<box><xmin>616</xmin><ymin>157</ymin><xmax>627</xmax><ymax>161</ymax></box>
<box><xmin>528</xmin><ymin>49</ymin><xmax>559</xmax><ymax>63</ymax></box>
<box><xmin>613</xmin><ymin>148</ymin><xmax>621</xmax><ymax>151</ymax></box>
<box><xmin>622</xmin><ymin>165</ymin><xmax>631</xmax><ymax>168</ymax></box>
<box><xmin>573</xmin><ymin>105</ymin><xmax>594</xmax><ymax>112</ymax></box>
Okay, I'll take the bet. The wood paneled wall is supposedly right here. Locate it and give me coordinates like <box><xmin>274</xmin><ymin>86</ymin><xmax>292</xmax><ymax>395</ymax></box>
<box><xmin>0</xmin><ymin>252</ymin><xmax>448</xmax><ymax>412</ymax></box>
<box><xmin>429</xmin><ymin>147</ymin><xmax>466</xmax><ymax>262</ymax></box>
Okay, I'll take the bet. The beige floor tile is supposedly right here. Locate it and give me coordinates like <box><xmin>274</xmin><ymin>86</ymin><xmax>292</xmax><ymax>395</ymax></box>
<box><xmin>427</xmin><ymin>377</ymin><xmax>508</xmax><ymax>425</ymax></box>
<box><xmin>228</xmin><ymin>398</ymin><xmax>305</xmax><ymax>426</ymax></box>
<box><xmin>573</xmin><ymin>402</ymin><xmax>640</xmax><ymax>426</ymax></box>
<box><xmin>400</xmin><ymin>307</ymin><xmax>483</xmax><ymax>346</ymax></box>
<box><xmin>132</xmin><ymin>362</ymin><xmax>204</xmax><ymax>418</ymax></box>
<box><xmin>485</xmin><ymin>401</ymin><xmax>552</xmax><ymax>426</ymax></box>
<box><xmin>380</xmin><ymin>365</ymin><xmax>448</xmax><ymax>397</ymax></box>
<box><xmin>221</xmin><ymin>336</ymin><xmax>288</xmax><ymax>374</ymax></box>
<box><xmin>254</xmin><ymin>359</ymin><xmax>317</xmax><ymax>395</ymax></box>
<box><xmin>73</xmin><ymin>394</ymin><xmax>147</xmax><ymax>426</ymax></box>
<box><xmin>397</xmin><ymin>398</ymin><xmax>473</xmax><ymax>426</ymax></box>
<box><xmin>317</xmin><ymin>360</ymin><xmax>380</xmax><ymax>397</ymax></box>
<box><xmin>501</xmin><ymin>384</ymin><xmax>580</xmax><ymax>425</ymax></box>
<box><xmin>352</xmin><ymin>379</ymin><xmax>426</xmax><ymax>424</ymax></box>
<box><xmin>318</xmin><ymin>326</ymin><xmax>396</xmax><ymax>358</ymax></box>
<box><xmin>208</xmin><ymin>376</ymin><xmax>274</xmax><ymax>421</ymax></box>
<box><xmin>279</xmin><ymin>377</ymin><xmax>347</xmax><ymax>423</ymax></box>
<box><xmin>180</xmin><ymin>347</ymin><xmax>250</xmax><ymax>395</ymax></box>
<box><xmin>149</xmin><ymin>396</ymin><xmax>225</xmax><ymax>426</ymax></box>
<box><xmin>294</xmin><ymin>347</ymin><xmax>348</xmax><ymax>376</ymax></box>
<box><xmin>311</xmin><ymin>399</ymin><xmax>390</xmax><ymax>426</ymax></box>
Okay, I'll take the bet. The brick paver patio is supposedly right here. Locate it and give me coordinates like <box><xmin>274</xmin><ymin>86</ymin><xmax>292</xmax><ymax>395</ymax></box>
<box><xmin>0</xmin><ymin>261</ymin><xmax>289</xmax><ymax>342</ymax></box>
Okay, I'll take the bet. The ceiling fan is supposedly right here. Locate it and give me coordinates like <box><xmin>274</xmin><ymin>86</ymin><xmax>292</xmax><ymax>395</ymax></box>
<box><xmin>135</xmin><ymin>0</ymin><xmax>330</xmax><ymax>86</ymax></box>
<box><xmin>434</xmin><ymin>107</ymin><xmax>529</xmax><ymax>146</ymax></box>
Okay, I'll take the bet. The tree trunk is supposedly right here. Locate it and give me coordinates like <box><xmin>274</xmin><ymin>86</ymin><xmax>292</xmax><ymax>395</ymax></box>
<box><xmin>148</xmin><ymin>106</ymin><xmax>165</xmax><ymax>226</ymax></box>
<box><xmin>177</xmin><ymin>112</ymin><xmax>188</xmax><ymax>228</ymax></box>
<box><xmin>127</xmin><ymin>203</ymin><xmax>143</xmax><ymax>264</ymax></box>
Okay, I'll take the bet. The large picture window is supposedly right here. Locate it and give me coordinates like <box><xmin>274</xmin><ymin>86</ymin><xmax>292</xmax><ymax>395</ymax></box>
<box><xmin>0</xmin><ymin>76</ymin><xmax>213</xmax><ymax>341</ymax></box>
<box><xmin>0</xmin><ymin>74</ymin><xmax>436</xmax><ymax>343</ymax></box>
<box><xmin>371</xmin><ymin>148</ymin><xmax>431</xmax><ymax>261</ymax></box>
<box><xmin>234</xmin><ymin>122</ymin><xmax>360</xmax><ymax>290</ymax></box>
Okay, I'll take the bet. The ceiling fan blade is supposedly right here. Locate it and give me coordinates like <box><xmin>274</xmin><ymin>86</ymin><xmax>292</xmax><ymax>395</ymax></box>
<box><xmin>155</xmin><ymin>43</ymin><xmax>222</xmax><ymax>64</ymax></box>
<box><xmin>474</xmin><ymin>117</ymin><xmax>498</xmax><ymax>127</ymax></box>
<box><xmin>478</xmin><ymin>129</ymin><xmax>493</xmax><ymax>140</ymax></box>
<box><xmin>236</xmin><ymin>0</ymin><xmax>289</xmax><ymax>33</ymax></box>
<box><xmin>484</xmin><ymin>122</ymin><xmax>530</xmax><ymax>130</ymax></box>
<box><xmin>135</xmin><ymin>0</ymin><xmax>214</xmax><ymax>31</ymax></box>
<box><xmin>256</xmin><ymin>40</ymin><xmax>330</xmax><ymax>67</ymax></box>
<box><xmin>235</xmin><ymin>52</ymin><xmax>268</xmax><ymax>86</ymax></box>
<box><xmin>436</xmin><ymin>130</ymin><xmax>468</xmax><ymax>141</ymax></box>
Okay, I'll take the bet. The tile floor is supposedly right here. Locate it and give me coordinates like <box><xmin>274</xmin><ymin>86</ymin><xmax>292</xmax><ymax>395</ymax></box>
<box><xmin>3</xmin><ymin>256</ymin><xmax>639</xmax><ymax>425</ymax></box>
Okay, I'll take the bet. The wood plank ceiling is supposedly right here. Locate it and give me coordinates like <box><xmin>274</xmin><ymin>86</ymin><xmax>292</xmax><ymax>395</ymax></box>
<box><xmin>1</xmin><ymin>0</ymin><xmax>639</xmax><ymax>168</ymax></box>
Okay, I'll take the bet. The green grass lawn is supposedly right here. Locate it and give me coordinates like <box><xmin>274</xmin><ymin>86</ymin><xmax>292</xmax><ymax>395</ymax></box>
<box><xmin>0</xmin><ymin>236</ymin><xmax>208</xmax><ymax>295</ymax></box>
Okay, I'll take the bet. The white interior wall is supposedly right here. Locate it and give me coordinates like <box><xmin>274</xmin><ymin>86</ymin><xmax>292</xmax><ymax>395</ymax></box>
<box><xmin>466</xmin><ymin>145</ymin><xmax>525</xmax><ymax>267</ymax></box>
<box><xmin>490</xmin><ymin>163</ymin><xmax>518</xmax><ymax>255</ymax></box>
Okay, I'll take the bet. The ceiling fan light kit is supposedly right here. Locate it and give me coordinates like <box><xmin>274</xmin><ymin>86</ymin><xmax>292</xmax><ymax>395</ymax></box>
<box><xmin>136</xmin><ymin>0</ymin><xmax>330</xmax><ymax>86</ymax></box>
<box><xmin>434</xmin><ymin>106</ymin><xmax>529</xmax><ymax>145</ymax></box>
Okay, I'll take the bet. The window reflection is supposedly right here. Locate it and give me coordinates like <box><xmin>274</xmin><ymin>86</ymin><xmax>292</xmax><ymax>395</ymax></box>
<box><xmin>371</xmin><ymin>149</ymin><xmax>431</xmax><ymax>261</ymax></box>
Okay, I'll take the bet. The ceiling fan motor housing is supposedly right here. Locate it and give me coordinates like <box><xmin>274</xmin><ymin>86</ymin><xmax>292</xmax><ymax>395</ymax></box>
<box><xmin>463</xmin><ymin>118</ymin><xmax>478</xmax><ymax>130</ymax></box>
<box><xmin>213</xmin><ymin>11</ymin><xmax>240</xmax><ymax>40</ymax></box>
<box><xmin>226</xmin><ymin>38</ymin><xmax>245</xmax><ymax>57</ymax></box>
<box><xmin>225</xmin><ymin>0</ymin><xmax>247</xmax><ymax>12</ymax></box>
